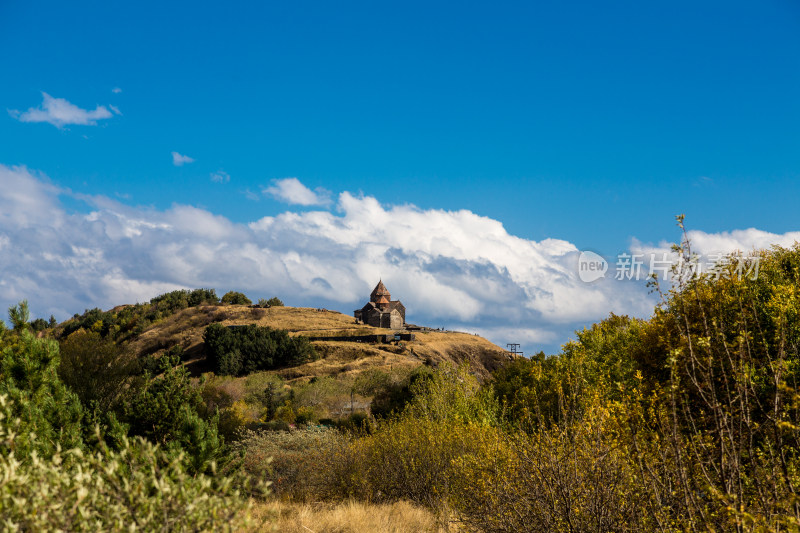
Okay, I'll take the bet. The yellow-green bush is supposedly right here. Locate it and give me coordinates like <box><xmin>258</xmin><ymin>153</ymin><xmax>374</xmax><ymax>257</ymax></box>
<box><xmin>452</xmin><ymin>399</ymin><xmax>660</xmax><ymax>533</ymax></box>
<box><xmin>352</xmin><ymin>416</ymin><xmax>504</xmax><ymax>513</ymax></box>
<box><xmin>234</xmin><ymin>427</ymin><xmax>344</xmax><ymax>500</ymax></box>
<box><xmin>218</xmin><ymin>399</ymin><xmax>264</xmax><ymax>437</ymax></box>
<box><xmin>0</xmin><ymin>395</ymin><xmax>251</xmax><ymax>532</ymax></box>
<box><xmin>316</xmin><ymin>364</ymin><xmax>505</xmax><ymax>520</ymax></box>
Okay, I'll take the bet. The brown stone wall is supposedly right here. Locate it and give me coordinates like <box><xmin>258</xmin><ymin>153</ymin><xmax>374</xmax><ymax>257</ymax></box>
<box><xmin>365</xmin><ymin>307</ymin><xmax>383</xmax><ymax>328</ymax></box>
<box><xmin>389</xmin><ymin>309</ymin><xmax>403</xmax><ymax>329</ymax></box>
<box><xmin>389</xmin><ymin>301</ymin><xmax>406</xmax><ymax>324</ymax></box>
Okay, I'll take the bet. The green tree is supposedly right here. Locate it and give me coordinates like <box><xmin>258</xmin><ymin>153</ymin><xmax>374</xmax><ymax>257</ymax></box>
<box><xmin>0</xmin><ymin>328</ymin><xmax>83</xmax><ymax>458</ymax></box>
<box><xmin>123</xmin><ymin>356</ymin><xmax>224</xmax><ymax>473</ymax></box>
<box><xmin>30</xmin><ymin>318</ymin><xmax>48</xmax><ymax>332</ymax></box>
<box><xmin>8</xmin><ymin>300</ymin><xmax>30</xmax><ymax>331</ymax></box>
<box><xmin>256</xmin><ymin>296</ymin><xmax>284</xmax><ymax>307</ymax></box>
<box><xmin>492</xmin><ymin>314</ymin><xmax>654</xmax><ymax>428</ymax></box>
<box><xmin>369</xmin><ymin>366</ymin><xmax>434</xmax><ymax>419</ymax></box>
<box><xmin>204</xmin><ymin>323</ymin><xmax>317</xmax><ymax>376</ymax></box>
<box><xmin>221</xmin><ymin>291</ymin><xmax>252</xmax><ymax>305</ymax></box>
<box><xmin>58</xmin><ymin>330</ymin><xmax>133</xmax><ymax>410</ymax></box>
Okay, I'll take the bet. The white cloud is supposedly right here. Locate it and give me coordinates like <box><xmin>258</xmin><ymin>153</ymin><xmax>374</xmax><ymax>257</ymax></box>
<box><xmin>109</xmin><ymin>105</ymin><xmax>122</xmax><ymax>116</ymax></box>
<box><xmin>0</xmin><ymin>164</ymin><xmax>648</xmax><ymax>351</ymax></box>
<box><xmin>264</xmin><ymin>177</ymin><xmax>331</xmax><ymax>206</ymax></box>
<box><xmin>630</xmin><ymin>228</ymin><xmax>800</xmax><ymax>279</ymax></box>
<box><xmin>112</xmin><ymin>87</ymin><xmax>122</xmax><ymax>94</ymax></box>
<box><xmin>3</xmin><ymin>164</ymin><xmax>797</xmax><ymax>353</ymax></box>
<box><xmin>171</xmin><ymin>152</ymin><xmax>195</xmax><ymax>166</ymax></box>
<box><xmin>463</xmin><ymin>325</ymin><xmax>560</xmax><ymax>347</ymax></box>
<box><xmin>683</xmin><ymin>228</ymin><xmax>800</xmax><ymax>255</ymax></box>
<box><xmin>0</xmin><ymin>165</ymin><xmax>63</xmax><ymax>228</ymax></box>
<box><xmin>9</xmin><ymin>93</ymin><xmax>113</xmax><ymax>128</ymax></box>
<box><xmin>210</xmin><ymin>170</ymin><xmax>230</xmax><ymax>183</ymax></box>
<box><xmin>633</xmin><ymin>229</ymin><xmax>800</xmax><ymax>258</ymax></box>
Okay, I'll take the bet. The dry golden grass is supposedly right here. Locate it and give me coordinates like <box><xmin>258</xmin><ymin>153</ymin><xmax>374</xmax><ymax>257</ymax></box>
<box><xmin>123</xmin><ymin>305</ymin><xmax>510</xmax><ymax>380</ymax></box>
<box><xmin>276</xmin><ymin>341</ymin><xmax>420</xmax><ymax>381</ymax></box>
<box><xmin>405</xmin><ymin>330</ymin><xmax>510</xmax><ymax>377</ymax></box>
<box><xmin>242</xmin><ymin>499</ymin><xmax>445</xmax><ymax>533</ymax></box>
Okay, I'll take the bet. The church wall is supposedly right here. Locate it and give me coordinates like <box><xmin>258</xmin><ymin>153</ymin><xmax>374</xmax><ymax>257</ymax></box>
<box><xmin>389</xmin><ymin>309</ymin><xmax>403</xmax><ymax>329</ymax></box>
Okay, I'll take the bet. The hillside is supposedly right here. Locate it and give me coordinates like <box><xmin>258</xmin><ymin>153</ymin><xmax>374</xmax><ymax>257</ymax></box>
<box><xmin>122</xmin><ymin>304</ymin><xmax>511</xmax><ymax>381</ymax></box>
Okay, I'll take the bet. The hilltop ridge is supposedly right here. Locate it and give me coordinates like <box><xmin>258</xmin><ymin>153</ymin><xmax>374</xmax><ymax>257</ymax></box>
<box><xmin>85</xmin><ymin>303</ymin><xmax>511</xmax><ymax>381</ymax></box>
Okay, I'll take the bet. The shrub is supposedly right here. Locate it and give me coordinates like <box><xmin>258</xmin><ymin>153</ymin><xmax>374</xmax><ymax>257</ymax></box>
<box><xmin>204</xmin><ymin>323</ymin><xmax>317</xmax><ymax>376</ymax></box>
<box><xmin>637</xmin><ymin>238</ymin><xmax>800</xmax><ymax>528</ymax></box>
<box><xmin>349</xmin><ymin>416</ymin><xmax>504</xmax><ymax>521</ymax></box>
<box><xmin>273</xmin><ymin>404</ymin><xmax>296</xmax><ymax>424</ymax></box>
<box><xmin>256</xmin><ymin>297</ymin><xmax>284</xmax><ymax>307</ymax></box>
<box><xmin>333</xmin><ymin>412</ymin><xmax>373</xmax><ymax>433</ymax></box>
<box><xmin>58</xmin><ymin>329</ymin><xmax>133</xmax><ymax>410</ymax></box>
<box><xmin>59</xmin><ymin>289</ymin><xmax>220</xmax><ymax>342</ymax></box>
<box><xmin>369</xmin><ymin>366</ymin><xmax>433</xmax><ymax>419</ymax></box>
<box><xmin>295</xmin><ymin>405</ymin><xmax>319</xmax><ymax>425</ymax></box>
<box><xmin>452</xmin><ymin>400</ymin><xmax>657</xmax><ymax>532</ymax></box>
<box><xmin>481</xmin><ymin>238</ymin><xmax>800</xmax><ymax>529</ymax></box>
<box><xmin>234</xmin><ymin>427</ymin><xmax>345</xmax><ymax>500</ymax></box>
<box><xmin>122</xmin><ymin>356</ymin><xmax>224</xmax><ymax>473</ymax></box>
<box><xmin>217</xmin><ymin>399</ymin><xmax>263</xmax><ymax>438</ymax></box>
<box><xmin>221</xmin><ymin>291</ymin><xmax>252</xmax><ymax>305</ymax></box>
<box><xmin>306</xmin><ymin>365</ymin><xmax>505</xmax><ymax>522</ymax></box>
<box><xmin>0</xmin><ymin>394</ymin><xmax>251</xmax><ymax>531</ymax></box>
<box><xmin>292</xmin><ymin>376</ymin><xmax>357</xmax><ymax>420</ymax></box>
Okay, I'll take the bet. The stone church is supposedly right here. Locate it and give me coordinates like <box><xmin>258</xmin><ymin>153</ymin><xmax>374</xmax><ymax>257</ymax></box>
<box><xmin>354</xmin><ymin>280</ymin><xmax>406</xmax><ymax>329</ymax></box>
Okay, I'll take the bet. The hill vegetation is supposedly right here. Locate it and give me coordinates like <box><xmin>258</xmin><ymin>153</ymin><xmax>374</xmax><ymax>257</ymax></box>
<box><xmin>3</xmin><ymin>229</ymin><xmax>800</xmax><ymax>530</ymax></box>
<box><xmin>204</xmin><ymin>323</ymin><xmax>317</xmax><ymax>375</ymax></box>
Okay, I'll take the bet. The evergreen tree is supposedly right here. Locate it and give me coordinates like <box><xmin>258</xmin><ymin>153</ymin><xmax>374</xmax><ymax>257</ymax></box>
<box><xmin>0</xmin><ymin>324</ymin><xmax>83</xmax><ymax>458</ymax></box>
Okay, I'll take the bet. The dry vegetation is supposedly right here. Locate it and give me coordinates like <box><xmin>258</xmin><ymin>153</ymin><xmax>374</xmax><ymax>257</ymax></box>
<box><xmin>243</xmin><ymin>500</ymin><xmax>443</xmax><ymax>533</ymax></box>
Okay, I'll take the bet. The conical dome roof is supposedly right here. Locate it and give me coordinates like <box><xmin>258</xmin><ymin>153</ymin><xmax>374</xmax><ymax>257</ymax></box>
<box><xmin>370</xmin><ymin>280</ymin><xmax>391</xmax><ymax>302</ymax></box>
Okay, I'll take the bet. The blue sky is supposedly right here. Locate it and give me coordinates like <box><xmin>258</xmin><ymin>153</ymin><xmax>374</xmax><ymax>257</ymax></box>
<box><xmin>1</xmin><ymin>1</ymin><xmax>799</xmax><ymax>353</ymax></box>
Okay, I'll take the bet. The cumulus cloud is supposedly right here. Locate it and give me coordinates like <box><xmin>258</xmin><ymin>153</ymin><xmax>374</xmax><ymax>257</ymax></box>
<box><xmin>210</xmin><ymin>170</ymin><xmax>230</xmax><ymax>183</ymax></box>
<box><xmin>0</xmin><ymin>164</ymin><xmax>645</xmax><ymax>351</ymax></box>
<box><xmin>171</xmin><ymin>152</ymin><xmax>195</xmax><ymax>166</ymax></box>
<box><xmin>630</xmin><ymin>228</ymin><xmax>800</xmax><ymax>281</ymax></box>
<box><xmin>681</xmin><ymin>228</ymin><xmax>800</xmax><ymax>254</ymax></box>
<box><xmin>2</xmin><ymin>164</ymin><xmax>796</xmax><ymax>353</ymax></box>
<box><xmin>264</xmin><ymin>177</ymin><xmax>331</xmax><ymax>206</ymax></box>
<box><xmin>0</xmin><ymin>165</ymin><xmax>64</xmax><ymax>228</ymax></box>
<box><xmin>9</xmin><ymin>93</ymin><xmax>114</xmax><ymax>128</ymax></box>
<box><xmin>633</xmin><ymin>229</ymin><xmax>800</xmax><ymax>258</ymax></box>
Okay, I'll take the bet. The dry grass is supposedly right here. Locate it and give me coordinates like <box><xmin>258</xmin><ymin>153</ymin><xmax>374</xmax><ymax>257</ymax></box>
<box><xmin>405</xmin><ymin>331</ymin><xmax>511</xmax><ymax>377</ymax></box>
<box><xmin>242</xmin><ymin>499</ymin><xmax>445</xmax><ymax>533</ymax></box>
<box><xmin>122</xmin><ymin>305</ymin><xmax>510</xmax><ymax>380</ymax></box>
<box><xmin>276</xmin><ymin>341</ymin><xmax>420</xmax><ymax>381</ymax></box>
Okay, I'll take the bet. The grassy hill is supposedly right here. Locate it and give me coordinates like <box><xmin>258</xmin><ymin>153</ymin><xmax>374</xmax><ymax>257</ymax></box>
<box><xmin>49</xmin><ymin>292</ymin><xmax>513</xmax><ymax>430</ymax></box>
<box><xmin>123</xmin><ymin>304</ymin><xmax>510</xmax><ymax>381</ymax></box>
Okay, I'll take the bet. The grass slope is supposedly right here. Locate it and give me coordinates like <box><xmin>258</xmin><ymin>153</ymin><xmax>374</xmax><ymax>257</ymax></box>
<box><xmin>123</xmin><ymin>304</ymin><xmax>510</xmax><ymax>381</ymax></box>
